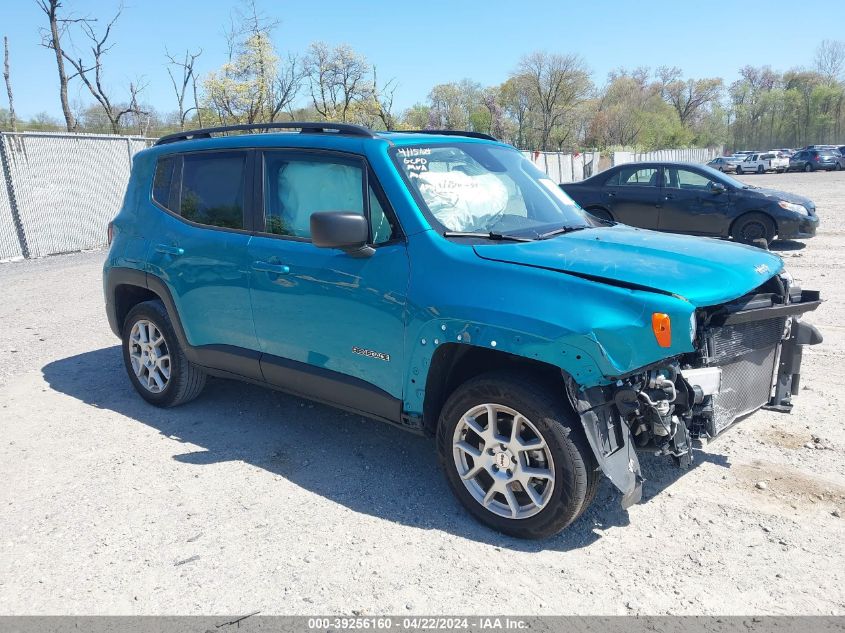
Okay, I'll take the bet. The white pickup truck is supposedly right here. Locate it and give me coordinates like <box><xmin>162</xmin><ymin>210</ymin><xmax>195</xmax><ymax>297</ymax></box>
<box><xmin>735</xmin><ymin>151</ymin><xmax>789</xmax><ymax>174</ymax></box>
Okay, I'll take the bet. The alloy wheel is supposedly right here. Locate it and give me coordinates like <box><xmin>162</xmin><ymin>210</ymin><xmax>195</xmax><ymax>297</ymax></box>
<box><xmin>452</xmin><ymin>403</ymin><xmax>555</xmax><ymax>519</ymax></box>
<box><xmin>128</xmin><ymin>319</ymin><xmax>171</xmax><ymax>393</ymax></box>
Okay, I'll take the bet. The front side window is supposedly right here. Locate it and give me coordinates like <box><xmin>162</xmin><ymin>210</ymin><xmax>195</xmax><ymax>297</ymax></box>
<box><xmin>263</xmin><ymin>153</ymin><xmax>396</xmax><ymax>244</ymax></box>
<box><xmin>391</xmin><ymin>143</ymin><xmax>588</xmax><ymax>235</ymax></box>
<box><xmin>179</xmin><ymin>152</ymin><xmax>246</xmax><ymax>229</ymax></box>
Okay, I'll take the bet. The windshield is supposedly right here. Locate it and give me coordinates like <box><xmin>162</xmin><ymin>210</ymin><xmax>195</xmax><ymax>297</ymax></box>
<box><xmin>391</xmin><ymin>143</ymin><xmax>590</xmax><ymax>237</ymax></box>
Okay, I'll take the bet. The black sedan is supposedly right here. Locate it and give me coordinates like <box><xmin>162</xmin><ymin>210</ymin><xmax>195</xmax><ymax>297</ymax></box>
<box><xmin>560</xmin><ymin>162</ymin><xmax>819</xmax><ymax>247</ymax></box>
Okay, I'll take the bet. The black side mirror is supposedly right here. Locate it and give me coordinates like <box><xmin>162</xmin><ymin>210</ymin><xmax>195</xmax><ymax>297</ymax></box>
<box><xmin>711</xmin><ymin>182</ymin><xmax>727</xmax><ymax>194</ymax></box>
<box><xmin>310</xmin><ymin>211</ymin><xmax>374</xmax><ymax>258</ymax></box>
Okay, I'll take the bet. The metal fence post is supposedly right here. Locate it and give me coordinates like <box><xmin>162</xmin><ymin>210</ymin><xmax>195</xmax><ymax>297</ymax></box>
<box><xmin>0</xmin><ymin>133</ymin><xmax>30</xmax><ymax>259</ymax></box>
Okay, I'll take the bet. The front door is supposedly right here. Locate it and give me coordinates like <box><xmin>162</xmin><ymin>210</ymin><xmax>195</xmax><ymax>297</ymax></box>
<box><xmin>603</xmin><ymin>165</ymin><xmax>662</xmax><ymax>229</ymax></box>
<box><xmin>658</xmin><ymin>166</ymin><xmax>733</xmax><ymax>236</ymax></box>
<box><xmin>247</xmin><ymin>149</ymin><xmax>408</xmax><ymax>417</ymax></box>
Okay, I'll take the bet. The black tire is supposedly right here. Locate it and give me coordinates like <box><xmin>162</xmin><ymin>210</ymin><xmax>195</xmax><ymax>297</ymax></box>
<box><xmin>586</xmin><ymin>207</ymin><xmax>613</xmax><ymax>223</ymax></box>
<box><xmin>122</xmin><ymin>300</ymin><xmax>206</xmax><ymax>407</ymax></box>
<box><xmin>757</xmin><ymin>165</ymin><xmax>764</xmax><ymax>174</ymax></box>
<box><xmin>436</xmin><ymin>371</ymin><xmax>599</xmax><ymax>539</ymax></box>
<box><xmin>804</xmin><ymin>163</ymin><xmax>813</xmax><ymax>172</ymax></box>
<box><xmin>731</xmin><ymin>212</ymin><xmax>776</xmax><ymax>247</ymax></box>
<box><xmin>736</xmin><ymin>166</ymin><xmax>743</xmax><ymax>175</ymax></box>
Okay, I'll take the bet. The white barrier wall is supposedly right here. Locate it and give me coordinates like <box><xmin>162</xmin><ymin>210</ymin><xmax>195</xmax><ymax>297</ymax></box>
<box><xmin>521</xmin><ymin>151</ymin><xmax>602</xmax><ymax>183</ymax></box>
<box><xmin>611</xmin><ymin>147</ymin><xmax>720</xmax><ymax>166</ymax></box>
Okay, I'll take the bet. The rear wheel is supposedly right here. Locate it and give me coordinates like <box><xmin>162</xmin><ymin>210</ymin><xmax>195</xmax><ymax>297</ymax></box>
<box><xmin>736</xmin><ymin>166</ymin><xmax>744</xmax><ymax>175</ymax></box>
<box><xmin>757</xmin><ymin>165</ymin><xmax>764</xmax><ymax>174</ymax></box>
<box><xmin>732</xmin><ymin>212</ymin><xmax>775</xmax><ymax>248</ymax></box>
<box><xmin>122</xmin><ymin>300</ymin><xmax>207</xmax><ymax>407</ymax></box>
<box><xmin>437</xmin><ymin>371</ymin><xmax>598</xmax><ymax>539</ymax></box>
<box><xmin>804</xmin><ymin>163</ymin><xmax>813</xmax><ymax>172</ymax></box>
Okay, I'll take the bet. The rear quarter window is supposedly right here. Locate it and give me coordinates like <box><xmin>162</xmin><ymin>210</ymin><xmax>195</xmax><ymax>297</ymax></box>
<box><xmin>152</xmin><ymin>156</ymin><xmax>177</xmax><ymax>211</ymax></box>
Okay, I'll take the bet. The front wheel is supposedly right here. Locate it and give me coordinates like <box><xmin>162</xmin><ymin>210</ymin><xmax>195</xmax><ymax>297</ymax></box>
<box><xmin>732</xmin><ymin>212</ymin><xmax>775</xmax><ymax>248</ymax></box>
<box><xmin>122</xmin><ymin>300</ymin><xmax>207</xmax><ymax>407</ymax></box>
<box><xmin>437</xmin><ymin>371</ymin><xmax>599</xmax><ymax>539</ymax></box>
<box><xmin>757</xmin><ymin>165</ymin><xmax>765</xmax><ymax>174</ymax></box>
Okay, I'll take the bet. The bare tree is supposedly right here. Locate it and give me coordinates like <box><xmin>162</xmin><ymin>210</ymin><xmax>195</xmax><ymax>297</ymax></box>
<box><xmin>166</xmin><ymin>48</ymin><xmax>202</xmax><ymax>130</ymax></box>
<box><xmin>370</xmin><ymin>66</ymin><xmax>398</xmax><ymax>130</ymax></box>
<box><xmin>3</xmin><ymin>36</ymin><xmax>16</xmax><ymax>131</ymax></box>
<box><xmin>305</xmin><ymin>42</ymin><xmax>371</xmax><ymax>122</ymax></box>
<box><xmin>518</xmin><ymin>52</ymin><xmax>591</xmax><ymax>151</ymax></box>
<box><xmin>268</xmin><ymin>53</ymin><xmax>304</xmax><ymax>122</ymax></box>
<box><xmin>59</xmin><ymin>5</ymin><xmax>148</xmax><ymax>134</ymax></box>
<box><xmin>815</xmin><ymin>39</ymin><xmax>845</xmax><ymax>84</ymax></box>
<box><xmin>35</xmin><ymin>0</ymin><xmax>79</xmax><ymax>131</ymax></box>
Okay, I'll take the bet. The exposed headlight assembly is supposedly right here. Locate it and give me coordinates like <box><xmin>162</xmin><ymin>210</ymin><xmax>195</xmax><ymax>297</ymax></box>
<box><xmin>778</xmin><ymin>200</ymin><xmax>808</xmax><ymax>215</ymax></box>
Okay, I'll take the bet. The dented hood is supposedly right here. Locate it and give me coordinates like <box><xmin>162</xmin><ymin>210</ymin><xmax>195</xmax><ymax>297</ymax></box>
<box><xmin>472</xmin><ymin>225</ymin><xmax>784</xmax><ymax>307</ymax></box>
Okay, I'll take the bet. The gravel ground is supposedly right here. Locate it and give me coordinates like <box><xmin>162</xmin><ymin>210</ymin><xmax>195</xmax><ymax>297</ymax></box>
<box><xmin>1</xmin><ymin>171</ymin><xmax>844</xmax><ymax>615</ymax></box>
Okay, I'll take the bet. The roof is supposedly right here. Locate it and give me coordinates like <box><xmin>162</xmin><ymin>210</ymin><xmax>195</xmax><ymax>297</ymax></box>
<box><xmin>154</xmin><ymin>122</ymin><xmax>504</xmax><ymax>151</ymax></box>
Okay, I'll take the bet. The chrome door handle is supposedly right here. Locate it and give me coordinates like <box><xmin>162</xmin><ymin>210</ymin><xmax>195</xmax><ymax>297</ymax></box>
<box><xmin>155</xmin><ymin>244</ymin><xmax>184</xmax><ymax>256</ymax></box>
<box><xmin>252</xmin><ymin>260</ymin><xmax>290</xmax><ymax>274</ymax></box>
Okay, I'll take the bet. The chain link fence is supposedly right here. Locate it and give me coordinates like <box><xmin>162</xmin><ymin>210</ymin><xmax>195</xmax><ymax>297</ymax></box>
<box><xmin>0</xmin><ymin>132</ymin><xmax>154</xmax><ymax>261</ymax></box>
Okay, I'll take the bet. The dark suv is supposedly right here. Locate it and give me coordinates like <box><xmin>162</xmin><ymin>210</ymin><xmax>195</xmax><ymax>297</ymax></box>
<box><xmin>788</xmin><ymin>149</ymin><xmax>844</xmax><ymax>172</ymax></box>
<box><xmin>103</xmin><ymin>122</ymin><xmax>822</xmax><ymax>538</ymax></box>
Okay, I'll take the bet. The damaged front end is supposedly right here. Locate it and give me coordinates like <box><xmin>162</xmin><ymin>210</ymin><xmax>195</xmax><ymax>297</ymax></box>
<box><xmin>567</xmin><ymin>273</ymin><xmax>822</xmax><ymax>508</ymax></box>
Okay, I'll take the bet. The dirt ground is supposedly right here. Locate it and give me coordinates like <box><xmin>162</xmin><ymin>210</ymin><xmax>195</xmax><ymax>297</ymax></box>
<box><xmin>0</xmin><ymin>170</ymin><xmax>843</xmax><ymax>616</ymax></box>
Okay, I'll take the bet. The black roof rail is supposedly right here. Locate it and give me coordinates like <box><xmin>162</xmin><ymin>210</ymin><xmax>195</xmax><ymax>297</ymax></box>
<box><xmin>155</xmin><ymin>121</ymin><xmax>376</xmax><ymax>145</ymax></box>
<box><xmin>393</xmin><ymin>129</ymin><xmax>499</xmax><ymax>142</ymax></box>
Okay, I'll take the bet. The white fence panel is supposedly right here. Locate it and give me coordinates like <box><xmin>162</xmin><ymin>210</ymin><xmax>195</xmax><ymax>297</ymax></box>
<box><xmin>611</xmin><ymin>147</ymin><xmax>720</xmax><ymax>166</ymax></box>
<box><xmin>521</xmin><ymin>150</ymin><xmax>601</xmax><ymax>183</ymax></box>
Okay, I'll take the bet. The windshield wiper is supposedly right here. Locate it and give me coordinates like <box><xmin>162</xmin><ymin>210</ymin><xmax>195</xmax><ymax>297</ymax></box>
<box><xmin>537</xmin><ymin>225</ymin><xmax>589</xmax><ymax>239</ymax></box>
<box><xmin>443</xmin><ymin>231</ymin><xmax>533</xmax><ymax>243</ymax></box>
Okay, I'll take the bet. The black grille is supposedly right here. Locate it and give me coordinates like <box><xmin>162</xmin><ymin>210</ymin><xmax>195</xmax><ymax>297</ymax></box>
<box><xmin>707</xmin><ymin>317</ymin><xmax>785</xmax><ymax>364</ymax></box>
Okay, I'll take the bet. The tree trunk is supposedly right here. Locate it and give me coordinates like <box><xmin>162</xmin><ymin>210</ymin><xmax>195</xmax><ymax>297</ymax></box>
<box><xmin>3</xmin><ymin>36</ymin><xmax>16</xmax><ymax>132</ymax></box>
<box><xmin>45</xmin><ymin>2</ymin><xmax>75</xmax><ymax>131</ymax></box>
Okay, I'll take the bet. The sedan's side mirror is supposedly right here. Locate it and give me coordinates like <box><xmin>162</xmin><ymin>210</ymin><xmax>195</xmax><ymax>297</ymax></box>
<box><xmin>711</xmin><ymin>182</ymin><xmax>727</xmax><ymax>194</ymax></box>
<box><xmin>311</xmin><ymin>211</ymin><xmax>374</xmax><ymax>258</ymax></box>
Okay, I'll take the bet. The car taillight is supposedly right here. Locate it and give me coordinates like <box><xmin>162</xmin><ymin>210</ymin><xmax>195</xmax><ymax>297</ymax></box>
<box><xmin>107</xmin><ymin>221</ymin><xmax>114</xmax><ymax>245</ymax></box>
<box><xmin>813</xmin><ymin>155</ymin><xmax>820</xmax><ymax>161</ymax></box>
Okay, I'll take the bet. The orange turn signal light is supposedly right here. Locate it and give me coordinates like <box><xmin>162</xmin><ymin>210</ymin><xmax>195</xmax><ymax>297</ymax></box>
<box><xmin>652</xmin><ymin>313</ymin><xmax>671</xmax><ymax>348</ymax></box>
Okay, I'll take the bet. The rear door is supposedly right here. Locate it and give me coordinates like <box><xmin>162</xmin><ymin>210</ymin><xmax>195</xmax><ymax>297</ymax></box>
<box><xmin>146</xmin><ymin>149</ymin><xmax>262</xmax><ymax>378</ymax></box>
<box><xmin>602</xmin><ymin>165</ymin><xmax>662</xmax><ymax>229</ymax></box>
<box><xmin>658</xmin><ymin>166</ymin><xmax>732</xmax><ymax>236</ymax></box>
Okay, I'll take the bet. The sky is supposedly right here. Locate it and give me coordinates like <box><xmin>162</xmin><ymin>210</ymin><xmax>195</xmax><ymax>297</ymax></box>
<box><xmin>3</xmin><ymin>0</ymin><xmax>845</xmax><ymax>121</ymax></box>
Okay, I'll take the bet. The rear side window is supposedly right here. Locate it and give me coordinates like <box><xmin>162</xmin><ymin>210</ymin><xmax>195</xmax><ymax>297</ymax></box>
<box><xmin>152</xmin><ymin>156</ymin><xmax>177</xmax><ymax>211</ymax></box>
<box><xmin>180</xmin><ymin>152</ymin><xmax>247</xmax><ymax>229</ymax></box>
<box><xmin>607</xmin><ymin>167</ymin><xmax>661</xmax><ymax>187</ymax></box>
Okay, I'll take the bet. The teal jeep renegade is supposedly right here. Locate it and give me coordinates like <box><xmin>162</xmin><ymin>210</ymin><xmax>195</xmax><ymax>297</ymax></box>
<box><xmin>104</xmin><ymin>122</ymin><xmax>822</xmax><ymax>538</ymax></box>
